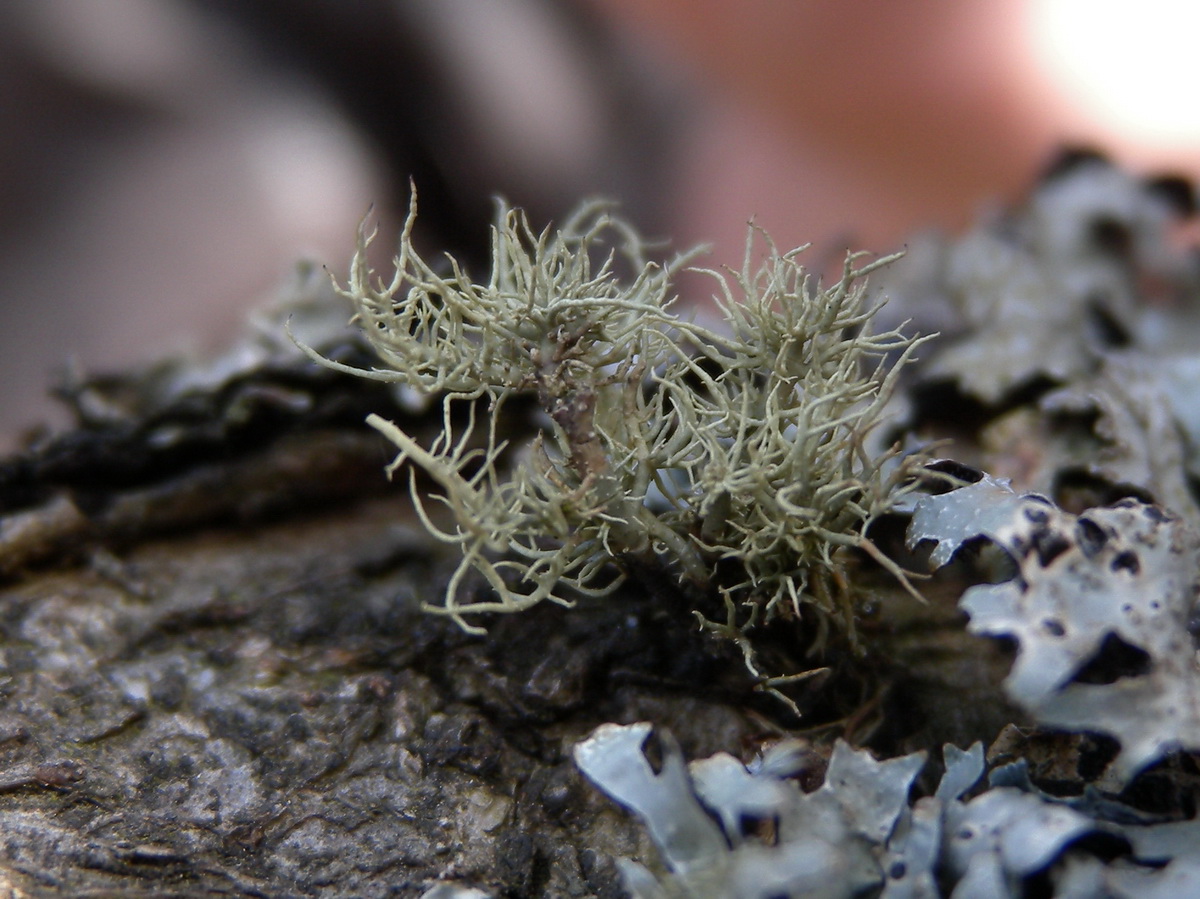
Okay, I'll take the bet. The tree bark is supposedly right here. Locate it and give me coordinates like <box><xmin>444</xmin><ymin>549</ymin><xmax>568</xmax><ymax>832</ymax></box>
<box><xmin>0</xmin><ymin>322</ymin><xmax>1012</xmax><ymax>898</ymax></box>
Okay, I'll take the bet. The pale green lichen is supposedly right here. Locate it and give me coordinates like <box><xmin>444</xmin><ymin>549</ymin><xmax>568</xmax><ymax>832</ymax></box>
<box><xmin>301</xmin><ymin>190</ymin><xmax>926</xmax><ymax>656</ymax></box>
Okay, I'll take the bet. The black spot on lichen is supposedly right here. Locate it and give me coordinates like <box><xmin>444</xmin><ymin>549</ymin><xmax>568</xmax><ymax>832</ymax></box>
<box><xmin>1072</xmin><ymin>634</ymin><xmax>1152</xmax><ymax>685</ymax></box>
<box><xmin>1111</xmin><ymin>551</ymin><xmax>1140</xmax><ymax>575</ymax></box>
<box><xmin>1032</xmin><ymin>529</ymin><xmax>1072</xmax><ymax>568</ymax></box>
<box><xmin>1075</xmin><ymin>517</ymin><xmax>1109</xmax><ymax>559</ymax></box>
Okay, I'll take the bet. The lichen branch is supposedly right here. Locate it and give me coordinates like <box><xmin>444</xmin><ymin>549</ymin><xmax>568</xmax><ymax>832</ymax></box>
<box><xmin>318</xmin><ymin>190</ymin><xmax>928</xmax><ymax>653</ymax></box>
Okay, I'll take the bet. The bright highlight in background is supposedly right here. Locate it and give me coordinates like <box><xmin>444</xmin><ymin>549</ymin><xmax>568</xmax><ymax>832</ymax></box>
<box><xmin>1028</xmin><ymin>0</ymin><xmax>1200</xmax><ymax>146</ymax></box>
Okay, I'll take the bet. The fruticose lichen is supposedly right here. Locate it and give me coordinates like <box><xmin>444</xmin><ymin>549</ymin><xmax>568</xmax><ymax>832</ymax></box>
<box><xmin>301</xmin><ymin>190</ymin><xmax>926</xmax><ymax>656</ymax></box>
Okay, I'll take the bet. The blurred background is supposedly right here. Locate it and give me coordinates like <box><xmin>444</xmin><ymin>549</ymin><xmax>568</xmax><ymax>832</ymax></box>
<box><xmin>3</xmin><ymin>0</ymin><xmax>1200</xmax><ymax>448</ymax></box>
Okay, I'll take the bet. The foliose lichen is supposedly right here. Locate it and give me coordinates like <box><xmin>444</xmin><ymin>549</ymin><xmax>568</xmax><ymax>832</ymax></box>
<box><xmin>907</xmin><ymin>472</ymin><xmax>1200</xmax><ymax>785</ymax></box>
<box><xmin>574</xmin><ymin>722</ymin><xmax>1200</xmax><ymax>899</ymax></box>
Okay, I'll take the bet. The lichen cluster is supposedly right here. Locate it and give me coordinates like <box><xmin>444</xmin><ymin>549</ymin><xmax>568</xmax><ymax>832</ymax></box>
<box><xmin>335</xmin><ymin>154</ymin><xmax>1200</xmax><ymax>896</ymax></box>
<box><xmin>908</xmin><ymin>472</ymin><xmax>1200</xmax><ymax>785</ymax></box>
<box><xmin>575</xmin><ymin>721</ymin><xmax>1200</xmax><ymax>899</ymax></box>
<box><xmin>303</xmin><ymin>191</ymin><xmax>924</xmax><ymax>647</ymax></box>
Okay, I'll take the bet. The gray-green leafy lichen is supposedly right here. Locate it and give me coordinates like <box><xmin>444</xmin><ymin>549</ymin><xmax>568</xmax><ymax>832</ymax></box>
<box><xmin>574</xmin><ymin>722</ymin><xmax>1200</xmax><ymax>899</ymax></box>
<box><xmin>573</xmin><ymin>722</ymin><xmax>922</xmax><ymax>898</ymax></box>
<box><xmin>900</xmin><ymin>151</ymin><xmax>1193</xmax><ymax>406</ymax></box>
<box><xmin>907</xmin><ymin>472</ymin><xmax>1200</xmax><ymax>785</ymax></box>
<box><xmin>880</xmin><ymin>151</ymin><xmax>1200</xmax><ymax>528</ymax></box>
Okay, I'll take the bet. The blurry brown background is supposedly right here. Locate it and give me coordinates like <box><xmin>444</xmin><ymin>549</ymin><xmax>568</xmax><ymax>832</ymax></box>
<box><xmin>3</xmin><ymin>0</ymin><xmax>1199</xmax><ymax>449</ymax></box>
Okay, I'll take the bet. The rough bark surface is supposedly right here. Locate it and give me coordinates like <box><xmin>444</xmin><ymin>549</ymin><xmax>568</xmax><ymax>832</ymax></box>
<box><xmin>0</xmin><ymin>330</ymin><xmax>773</xmax><ymax>899</ymax></box>
<box><xmin>0</xmin><ymin>324</ymin><xmax>1012</xmax><ymax>898</ymax></box>
<box><xmin>0</xmin><ymin>481</ymin><xmax>780</xmax><ymax>897</ymax></box>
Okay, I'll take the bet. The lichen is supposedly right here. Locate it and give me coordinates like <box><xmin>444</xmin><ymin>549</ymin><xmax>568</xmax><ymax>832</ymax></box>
<box><xmin>907</xmin><ymin>472</ymin><xmax>1200</xmax><ymax>784</ymax></box>
<box><xmin>299</xmin><ymin>190</ymin><xmax>925</xmax><ymax>663</ymax></box>
<box><xmin>574</xmin><ymin>722</ymin><xmax>1200</xmax><ymax>899</ymax></box>
<box><xmin>573</xmin><ymin>722</ymin><xmax>921</xmax><ymax>898</ymax></box>
<box><xmin>905</xmin><ymin>151</ymin><xmax>1193</xmax><ymax>406</ymax></box>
